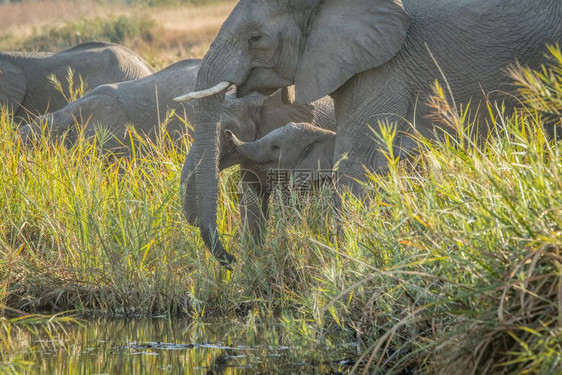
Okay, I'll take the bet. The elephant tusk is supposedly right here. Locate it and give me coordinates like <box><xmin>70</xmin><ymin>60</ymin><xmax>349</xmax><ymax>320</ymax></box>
<box><xmin>173</xmin><ymin>81</ymin><xmax>233</xmax><ymax>102</ymax></box>
<box><xmin>224</xmin><ymin>129</ymin><xmax>244</xmax><ymax>147</ymax></box>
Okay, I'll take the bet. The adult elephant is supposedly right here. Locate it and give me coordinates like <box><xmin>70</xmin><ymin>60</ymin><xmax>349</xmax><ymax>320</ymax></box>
<box><xmin>175</xmin><ymin>0</ymin><xmax>562</xmax><ymax>265</ymax></box>
<box><xmin>0</xmin><ymin>41</ymin><xmax>155</xmax><ymax>120</ymax></box>
<box><xmin>20</xmin><ymin>59</ymin><xmax>202</xmax><ymax>152</ymax></box>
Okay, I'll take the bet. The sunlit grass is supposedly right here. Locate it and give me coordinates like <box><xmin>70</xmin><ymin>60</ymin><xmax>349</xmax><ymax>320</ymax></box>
<box><xmin>0</xmin><ymin>0</ymin><xmax>237</xmax><ymax>64</ymax></box>
<box><xmin>0</xmin><ymin>45</ymin><xmax>561</xmax><ymax>373</ymax></box>
<box><xmin>0</xmin><ymin>289</ymin><xmax>77</xmax><ymax>374</ymax></box>
<box><xmin>47</xmin><ymin>68</ymin><xmax>90</xmax><ymax>105</ymax></box>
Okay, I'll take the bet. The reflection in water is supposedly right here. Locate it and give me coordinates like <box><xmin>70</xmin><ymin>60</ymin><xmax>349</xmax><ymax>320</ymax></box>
<box><xmin>10</xmin><ymin>318</ymin><xmax>354</xmax><ymax>374</ymax></box>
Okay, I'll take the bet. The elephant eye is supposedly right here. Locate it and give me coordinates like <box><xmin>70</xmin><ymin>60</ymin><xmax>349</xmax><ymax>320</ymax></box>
<box><xmin>249</xmin><ymin>32</ymin><xmax>262</xmax><ymax>45</ymax></box>
<box><xmin>271</xmin><ymin>144</ymin><xmax>280</xmax><ymax>151</ymax></box>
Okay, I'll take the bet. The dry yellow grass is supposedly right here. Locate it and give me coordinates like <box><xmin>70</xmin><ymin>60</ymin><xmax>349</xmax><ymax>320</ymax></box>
<box><xmin>0</xmin><ymin>0</ymin><xmax>119</xmax><ymax>38</ymax></box>
<box><xmin>140</xmin><ymin>2</ymin><xmax>237</xmax><ymax>64</ymax></box>
<box><xmin>150</xmin><ymin>3</ymin><xmax>237</xmax><ymax>60</ymax></box>
<box><xmin>0</xmin><ymin>0</ymin><xmax>236</xmax><ymax>63</ymax></box>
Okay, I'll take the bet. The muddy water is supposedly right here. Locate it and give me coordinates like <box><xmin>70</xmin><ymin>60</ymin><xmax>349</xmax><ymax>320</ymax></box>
<box><xmin>15</xmin><ymin>318</ymin><xmax>356</xmax><ymax>374</ymax></box>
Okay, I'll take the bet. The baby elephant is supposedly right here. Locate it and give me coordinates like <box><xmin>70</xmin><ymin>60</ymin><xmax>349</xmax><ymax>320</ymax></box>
<box><xmin>225</xmin><ymin>122</ymin><xmax>336</xmax><ymax>190</ymax></box>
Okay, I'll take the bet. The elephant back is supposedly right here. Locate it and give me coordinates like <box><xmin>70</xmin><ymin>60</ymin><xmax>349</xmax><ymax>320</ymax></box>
<box><xmin>53</xmin><ymin>42</ymin><xmax>155</xmax><ymax>86</ymax></box>
<box><xmin>116</xmin><ymin>59</ymin><xmax>201</xmax><ymax>140</ymax></box>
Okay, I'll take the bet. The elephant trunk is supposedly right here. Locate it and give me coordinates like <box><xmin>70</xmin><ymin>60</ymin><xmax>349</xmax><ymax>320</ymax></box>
<box><xmin>181</xmin><ymin>57</ymin><xmax>237</xmax><ymax>266</ymax></box>
<box><xmin>18</xmin><ymin>113</ymin><xmax>55</xmax><ymax>143</ymax></box>
<box><xmin>223</xmin><ymin>129</ymin><xmax>244</xmax><ymax>147</ymax></box>
<box><xmin>180</xmin><ymin>21</ymin><xmax>253</xmax><ymax>266</ymax></box>
<box><xmin>183</xmin><ymin>97</ymin><xmax>236</xmax><ymax>266</ymax></box>
<box><xmin>225</xmin><ymin>130</ymin><xmax>269</xmax><ymax>163</ymax></box>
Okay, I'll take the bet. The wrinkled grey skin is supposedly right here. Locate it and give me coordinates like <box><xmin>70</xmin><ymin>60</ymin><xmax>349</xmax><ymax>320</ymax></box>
<box><xmin>20</xmin><ymin>59</ymin><xmax>201</xmax><ymax>153</ymax></box>
<box><xmin>182</xmin><ymin>0</ymin><xmax>562</xmax><ymax>265</ymax></box>
<box><xmin>1</xmin><ymin>42</ymin><xmax>155</xmax><ymax>120</ymax></box>
<box><xmin>226</xmin><ymin>122</ymin><xmax>335</xmax><ymax>175</ymax></box>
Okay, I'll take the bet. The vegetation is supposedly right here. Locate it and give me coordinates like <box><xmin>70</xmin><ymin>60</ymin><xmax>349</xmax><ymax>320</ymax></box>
<box><xmin>1</xmin><ymin>46</ymin><xmax>560</xmax><ymax>373</ymax></box>
<box><xmin>111</xmin><ymin>0</ymin><xmax>228</xmax><ymax>5</ymax></box>
<box><xmin>20</xmin><ymin>15</ymin><xmax>157</xmax><ymax>52</ymax></box>
<box><xmin>0</xmin><ymin>0</ymin><xmax>236</xmax><ymax>65</ymax></box>
<box><xmin>0</xmin><ymin>294</ymin><xmax>76</xmax><ymax>374</ymax></box>
<box><xmin>1</xmin><ymin>0</ymin><xmax>561</xmax><ymax>372</ymax></box>
<box><xmin>1</xmin><ymin>0</ymin><xmax>223</xmax><ymax>4</ymax></box>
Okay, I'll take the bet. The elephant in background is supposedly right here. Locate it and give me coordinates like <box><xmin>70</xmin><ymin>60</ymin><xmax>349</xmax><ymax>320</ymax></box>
<box><xmin>176</xmin><ymin>0</ymin><xmax>561</xmax><ymax>265</ymax></box>
<box><xmin>1</xmin><ymin>41</ymin><xmax>155</xmax><ymax>120</ymax></box>
<box><xmin>20</xmin><ymin>59</ymin><xmax>201</xmax><ymax>153</ymax></box>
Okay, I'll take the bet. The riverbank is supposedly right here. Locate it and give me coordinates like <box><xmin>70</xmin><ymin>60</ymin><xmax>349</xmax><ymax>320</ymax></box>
<box><xmin>1</xmin><ymin>3</ymin><xmax>561</xmax><ymax>372</ymax></box>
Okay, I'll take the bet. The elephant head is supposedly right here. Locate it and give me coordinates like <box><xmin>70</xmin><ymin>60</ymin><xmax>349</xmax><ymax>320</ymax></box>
<box><xmin>218</xmin><ymin>89</ymin><xmax>327</xmax><ymax>168</ymax></box>
<box><xmin>177</xmin><ymin>0</ymin><xmax>408</xmax><ymax>265</ymax></box>
<box><xmin>225</xmin><ymin>122</ymin><xmax>335</xmax><ymax>174</ymax></box>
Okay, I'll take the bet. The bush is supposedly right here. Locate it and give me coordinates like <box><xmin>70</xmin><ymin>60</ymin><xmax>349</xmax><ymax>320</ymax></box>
<box><xmin>22</xmin><ymin>15</ymin><xmax>156</xmax><ymax>51</ymax></box>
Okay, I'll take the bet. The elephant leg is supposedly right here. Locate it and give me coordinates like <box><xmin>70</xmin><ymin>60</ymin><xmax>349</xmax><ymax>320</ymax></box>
<box><xmin>332</xmin><ymin>75</ymin><xmax>414</xmax><ymax>196</ymax></box>
<box><xmin>334</xmin><ymin>119</ymin><xmax>419</xmax><ymax>196</ymax></box>
<box><xmin>239</xmin><ymin>167</ymin><xmax>270</xmax><ymax>248</ymax></box>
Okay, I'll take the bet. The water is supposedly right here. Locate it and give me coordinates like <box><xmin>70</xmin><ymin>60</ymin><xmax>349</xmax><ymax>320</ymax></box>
<box><xmin>10</xmin><ymin>318</ymin><xmax>356</xmax><ymax>374</ymax></box>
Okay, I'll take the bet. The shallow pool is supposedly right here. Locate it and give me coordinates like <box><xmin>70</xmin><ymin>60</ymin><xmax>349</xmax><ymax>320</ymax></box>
<box><xmin>11</xmin><ymin>318</ymin><xmax>356</xmax><ymax>374</ymax></box>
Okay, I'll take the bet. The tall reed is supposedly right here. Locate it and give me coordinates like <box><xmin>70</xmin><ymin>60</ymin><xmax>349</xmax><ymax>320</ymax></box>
<box><xmin>0</xmin><ymin>46</ymin><xmax>560</xmax><ymax>374</ymax></box>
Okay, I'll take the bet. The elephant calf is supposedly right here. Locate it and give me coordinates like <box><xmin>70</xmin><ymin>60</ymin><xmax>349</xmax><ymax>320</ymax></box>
<box><xmin>217</xmin><ymin>122</ymin><xmax>336</xmax><ymax>252</ymax></box>
<box><xmin>1</xmin><ymin>42</ymin><xmax>155</xmax><ymax>120</ymax></box>
<box><xmin>225</xmin><ymin>122</ymin><xmax>335</xmax><ymax>190</ymax></box>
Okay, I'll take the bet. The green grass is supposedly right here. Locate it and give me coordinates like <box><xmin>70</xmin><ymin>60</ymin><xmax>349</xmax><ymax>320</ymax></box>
<box><xmin>19</xmin><ymin>14</ymin><xmax>156</xmax><ymax>52</ymax></box>
<box><xmin>0</xmin><ymin>291</ymin><xmax>77</xmax><ymax>375</ymax></box>
<box><xmin>1</xmin><ymin>46</ymin><xmax>561</xmax><ymax>374</ymax></box>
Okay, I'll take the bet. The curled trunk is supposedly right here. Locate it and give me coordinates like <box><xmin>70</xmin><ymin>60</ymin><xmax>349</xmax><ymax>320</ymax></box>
<box><xmin>224</xmin><ymin>129</ymin><xmax>268</xmax><ymax>164</ymax></box>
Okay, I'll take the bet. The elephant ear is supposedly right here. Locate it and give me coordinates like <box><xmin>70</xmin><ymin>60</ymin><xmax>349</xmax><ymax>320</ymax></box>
<box><xmin>294</xmin><ymin>0</ymin><xmax>410</xmax><ymax>103</ymax></box>
<box><xmin>0</xmin><ymin>59</ymin><xmax>27</xmax><ymax>113</ymax></box>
